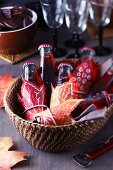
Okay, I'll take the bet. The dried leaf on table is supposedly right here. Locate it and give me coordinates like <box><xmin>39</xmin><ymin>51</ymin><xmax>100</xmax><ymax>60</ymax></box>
<box><xmin>0</xmin><ymin>73</ymin><xmax>16</xmax><ymax>108</ymax></box>
<box><xmin>0</xmin><ymin>137</ymin><xmax>13</xmax><ymax>153</ymax></box>
<box><xmin>0</xmin><ymin>137</ymin><xmax>27</xmax><ymax>170</ymax></box>
<box><xmin>0</xmin><ymin>151</ymin><xmax>27</xmax><ymax>170</ymax></box>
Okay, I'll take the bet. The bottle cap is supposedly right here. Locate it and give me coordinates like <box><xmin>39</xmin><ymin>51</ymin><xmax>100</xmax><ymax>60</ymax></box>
<box><xmin>23</xmin><ymin>62</ymin><xmax>36</xmax><ymax>69</ymax></box>
<box><xmin>58</xmin><ymin>62</ymin><xmax>73</xmax><ymax>71</ymax></box>
<box><xmin>38</xmin><ymin>44</ymin><xmax>53</xmax><ymax>51</ymax></box>
<box><xmin>81</xmin><ymin>47</ymin><xmax>95</xmax><ymax>57</ymax></box>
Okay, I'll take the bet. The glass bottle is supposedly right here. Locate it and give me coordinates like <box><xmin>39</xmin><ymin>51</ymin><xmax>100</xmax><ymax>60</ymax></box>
<box><xmin>38</xmin><ymin>44</ymin><xmax>56</xmax><ymax>106</ymax></box>
<box><xmin>71</xmin><ymin>91</ymin><xmax>112</xmax><ymax>119</ymax></box>
<box><xmin>23</xmin><ymin>62</ymin><xmax>42</xmax><ymax>87</ymax></box>
<box><xmin>81</xmin><ymin>47</ymin><xmax>95</xmax><ymax>57</ymax></box>
<box><xmin>57</xmin><ymin>62</ymin><xmax>73</xmax><ymax>85</ymax></box>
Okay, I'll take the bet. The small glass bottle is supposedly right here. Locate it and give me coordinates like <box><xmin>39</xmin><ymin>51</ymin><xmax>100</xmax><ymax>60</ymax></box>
<box><xmin>57</xmin><ymin>62</ymin><xmax>73</xmax><ymax>85</ymax></box>
<box><xmin>38</xmin><ymin>44</ymin><xmax>56</xmax><ymax>106</ymax></box>
<box><xmin>71</xmin><ymin>91</ymin><xmax>112</xmax><ymax>119</ymax></box>
<box><xmin>22</xmin><ymin>62</ymin><xmax>45</xmax><ymax>122</ymax></box>
<box><xmin>23</xmin><ymin>62</ymin><xmax>42</xmax><ymax>87</ymax></box>
<box><xmin>81</xmin><ymin>47</ymin><xmax>95</xmax><ymax>57</ymax></box>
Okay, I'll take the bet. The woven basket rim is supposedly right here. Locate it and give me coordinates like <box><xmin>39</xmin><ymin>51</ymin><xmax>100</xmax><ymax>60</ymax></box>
<box><xmin>4</xmin><ymin>77</ymin><xmax>113</xmax><ymax>129</ymax></box>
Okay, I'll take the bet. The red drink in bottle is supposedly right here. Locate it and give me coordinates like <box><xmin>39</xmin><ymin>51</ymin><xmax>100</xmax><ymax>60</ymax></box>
<box><xmin>71</xmin><ymin>91</ymin><xmax>112</xmax><ymax>118</ymax></box>
<box><xmin>57</xmin><ymin>62</ymin><xmax>73</xmax><ymax>85</ymax></box>
<box><xmin>21</xmin><ymin>62</ymin><xmax>46</xmax><ymax>122</ymax></box>
<box><xmin>23</xmin><ymin>62</ymin><xmax>42</xmax><ymax>87</ymax></box>
<box><xmin>38</xmin><ymin>44</ymin><xmax>56</xmax><ymax>106</ymax></box>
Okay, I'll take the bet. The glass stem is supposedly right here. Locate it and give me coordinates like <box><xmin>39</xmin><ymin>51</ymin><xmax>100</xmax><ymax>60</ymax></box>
<box><xmin>52</xmin><ymin>28</ymin><xmax>58</xmax><ymax>53</ymax></box>
<box><xmin>73</xmin><ymin>33</ymin><xmax>80</xmax><ymax>58</ymax></box>
<box><xmin>98</xmin><ymin>25</ymin><xmax>103</xmax><ymax>48</ymax></box>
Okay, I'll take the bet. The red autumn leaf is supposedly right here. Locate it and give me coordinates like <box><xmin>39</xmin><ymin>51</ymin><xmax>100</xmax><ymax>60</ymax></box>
<box><xmin>19</xmin><ymin>78</ymin><xmax>46</xmax><ymax>121</ymax></box>
<box><xmin>0</xmin><ymin>73</ymin><xmax>16</xmax><ymax>108</ymax></box>
<box><xmin>0</xmin><ymin>137</ymin><xmax>28</xmax><ymax>170</ymax></box>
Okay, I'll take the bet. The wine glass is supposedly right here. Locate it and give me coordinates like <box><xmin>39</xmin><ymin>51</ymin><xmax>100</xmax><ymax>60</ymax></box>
<box><xmin>40</xmin><ymin>0</ymin><xmax>67</xmax><ymax>58</ymax></box>
<box><xmin>89</xmin><ymin>0</ymin><xmax>112</xmax><ymax>56</ymax></box>
<box><xmin>64</xmin><ymin>0</ymin><xmax>89</xmax><ymax>58</ymax></box>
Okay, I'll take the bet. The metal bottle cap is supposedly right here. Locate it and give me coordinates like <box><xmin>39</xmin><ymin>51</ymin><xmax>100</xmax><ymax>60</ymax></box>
<box><xmin>58</xmin><ymin>62</ymin><xmax>73</xmax><ymax>71</ymax></box>
<box><xmin>81</xmin><ymin>47</ymin><xmax>95</xmax><ymax>57</ymax></box>
<box><xmin>23</xmin><ymin>62</ymin><xmax>37</xmax><ymax>83</ymax></box>
<box><xmin>38</xmin><ymin>44</ymin><xmax>53</xmax><ymax>52</ymax></box>
<box><xmin>23</xmin><ymin>62</ymin><xmax>36</xmax><ymax>69</ymax></box>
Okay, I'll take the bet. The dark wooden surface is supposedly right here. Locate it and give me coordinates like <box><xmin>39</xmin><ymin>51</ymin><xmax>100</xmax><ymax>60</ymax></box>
<box><xmin>0</xmin><ymin>1</ymin><xmax>113</xmax><ymax>169</ymax></box>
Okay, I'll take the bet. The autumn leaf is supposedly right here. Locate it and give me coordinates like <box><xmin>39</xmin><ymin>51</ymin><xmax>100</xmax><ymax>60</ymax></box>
<box><xmin>32</xmin><ymin>99</ymin><xmax>82</xmax><ymax>125</ymax></box>
<box><xmin>0</xmin><ymin>151</ymin><xmax>27</xmax><ymax>170</ymax></box>
<box><xmin>0</xmin><ymin>73</ymin><xmax>16</xmax><ymax>108</ymax></box>
<box><xmin>51</xmin><ymin>99</ymin><xmax>83</xmax><ymax>116</ymax></box>
<box><xmin>34</xmin><ymin>99</ymin><xmax>83</xmax><ymax>118</ymax></box>
<box><xmin>0</xmin><ymin>137</ymin><xmax>28</xmax><ymax>170</ymax></box>
<box><xmin>0</xmin><ymin>137</ymin><xmax>13</xmax><ymax>153</ymax></box>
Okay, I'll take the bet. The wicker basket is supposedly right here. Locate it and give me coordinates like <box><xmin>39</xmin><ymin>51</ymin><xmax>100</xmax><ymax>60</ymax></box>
<box><xmin>4</xmin><ymin>58</ymin><xmax>113</xmax><ymax>152</ymax></box>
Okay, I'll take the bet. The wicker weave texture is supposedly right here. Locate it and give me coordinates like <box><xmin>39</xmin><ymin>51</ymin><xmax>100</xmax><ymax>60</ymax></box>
<box><xmin>4</xmin><ymin>77</ymin><xmax>113</xmax><ymax>152</ymax></box>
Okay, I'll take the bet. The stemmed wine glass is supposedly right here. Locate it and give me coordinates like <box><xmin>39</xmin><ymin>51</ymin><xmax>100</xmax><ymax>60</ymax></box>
<box><xmin>89</xmin><ymin>0</ymin><xmax>112</xmax><ymax>56</ymax></box>
<box><xmin>40</xmin><ymin>0</ymin><xmax>67</xmax><ymax>58</ymax></box>
<box><xmin>64</xmin><ymin>0</ymin><xmax>89</xmax><ymax>58</ymax></box>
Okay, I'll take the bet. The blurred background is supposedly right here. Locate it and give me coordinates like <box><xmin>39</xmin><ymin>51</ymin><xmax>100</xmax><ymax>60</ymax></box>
<box><xmin>0</xmin><ymin>0</ymin><xmax>37</xmax><ymax>6</ymax></box>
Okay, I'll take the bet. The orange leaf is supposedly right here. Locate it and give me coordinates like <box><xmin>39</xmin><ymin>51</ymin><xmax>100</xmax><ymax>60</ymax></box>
<box><xmin>0</xmin><ymin>137</ymin><xmax>28</xmax><ymax>169</ymax></box>
<box><xmin>33</xmin><ymin>99</ymin><xmax>82</xmax><ymax>118</ymax></box>
<box><xmin>0</xmin><ymin>166</ymin><xmax>11</xmax><ymax>170</ymax></box>
<box><xmin>0</xmin><ymin>137</ymin><xmax>13</xmax><ymax>153</ymax></box>
<box><xmin>0</xmin><ymin>73</ymin><xmax>16</xmax><ymax>108</ymax></box>
<box><xmin>51</xmin><ymin>99</ymin><xmax>83</xmax><ymax>116</ymax></box>
<box><xmin>0</xmin><ymin>151</ymin><xmax>27</xmax><ymax>169</ymax></box>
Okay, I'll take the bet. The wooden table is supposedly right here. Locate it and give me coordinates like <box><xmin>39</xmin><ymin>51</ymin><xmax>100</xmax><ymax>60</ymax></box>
<box><xmin>0</xmin><ymin>1</ymin><xmax>113</xmax><ymax>169</ymax></box>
